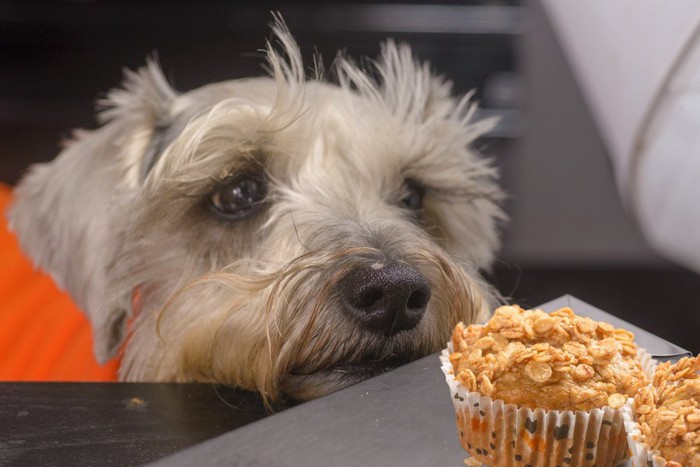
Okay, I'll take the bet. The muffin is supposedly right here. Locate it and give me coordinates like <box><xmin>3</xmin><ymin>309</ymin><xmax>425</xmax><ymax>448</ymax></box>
<box><xmin>440</xmin><ymin>304</ymin><xmax>650</xmax><ymax>466</ymax></box>
<box><xmin>626</xmin><ymin>355</ymin><xmax>700</xmax><ymax>467</ymax></box>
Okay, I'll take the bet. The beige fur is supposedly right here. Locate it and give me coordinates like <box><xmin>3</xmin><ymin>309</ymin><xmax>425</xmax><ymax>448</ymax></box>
<box><xmin>8</xmin><ymin>17</ymin><xmax>504</xmax><ymax>404</ymax></box>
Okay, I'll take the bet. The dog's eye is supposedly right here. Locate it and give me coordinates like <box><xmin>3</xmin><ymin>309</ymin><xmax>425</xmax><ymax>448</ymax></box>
<box><xmin>210</xmin><ymin>174</ymin><xmax>266</xmax><ymax>219</ymax></box>
<box><xmin>400</xmin><ymin>179</ymin><xmax>424</xmax><ymax>211</ymax></box>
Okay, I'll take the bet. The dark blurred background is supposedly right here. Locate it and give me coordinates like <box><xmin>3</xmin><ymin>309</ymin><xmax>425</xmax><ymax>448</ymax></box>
<box><xmin>1</xmin><ymin>0</ymin><xmax>697</xmax><ymax>353</ymax></box>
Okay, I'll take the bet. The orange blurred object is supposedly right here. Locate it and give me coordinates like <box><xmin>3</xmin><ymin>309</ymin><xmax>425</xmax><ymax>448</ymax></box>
<box><xmin>0</xmin><ymin>183</ymin><xmax>119</xmax><ymax>381</ymax></box>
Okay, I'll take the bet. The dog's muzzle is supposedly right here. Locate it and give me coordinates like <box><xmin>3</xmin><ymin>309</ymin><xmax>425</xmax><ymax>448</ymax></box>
<box><xmin>339</xmin><ymin>262</ymin><xmax>431</xmax><ymax>336</ymax></box>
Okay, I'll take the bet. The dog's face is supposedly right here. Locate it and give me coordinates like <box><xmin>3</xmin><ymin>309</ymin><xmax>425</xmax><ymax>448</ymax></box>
<box><xmin>8</xmin><ymin>21</ymin><xmax>503</xmax><ymax>402</ymax></box>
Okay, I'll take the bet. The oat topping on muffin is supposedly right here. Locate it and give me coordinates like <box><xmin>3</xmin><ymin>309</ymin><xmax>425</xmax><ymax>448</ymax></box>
<box><xmin>633</xmin><ymin>355</ymin><xmax>700</xmax><ymax>467</ymax></box>
<box><xmin>449</xmin><ymin>305</ymin><xmax>648</xmax><ymax>411</ymax></box>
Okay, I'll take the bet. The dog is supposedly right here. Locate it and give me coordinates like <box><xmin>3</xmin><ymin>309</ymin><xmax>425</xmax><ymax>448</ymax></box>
<box><xmin>7</xmin><ymin>18</ymin><xmax>504</xmax><ymax>404</ymax></box>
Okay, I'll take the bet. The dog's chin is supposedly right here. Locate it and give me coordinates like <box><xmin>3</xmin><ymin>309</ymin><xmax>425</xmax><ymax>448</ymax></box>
<box><xmin>281</xmin><ymin>356</ymin><xmax>415</xmax><ymax>401</ymax></box>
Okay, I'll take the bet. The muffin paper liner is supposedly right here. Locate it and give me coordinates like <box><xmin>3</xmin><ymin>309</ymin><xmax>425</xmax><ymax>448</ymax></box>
<box><xmin>440</xmin><ymin>343</ymin><xmax>656</xmax><ymax>467</ymax></box>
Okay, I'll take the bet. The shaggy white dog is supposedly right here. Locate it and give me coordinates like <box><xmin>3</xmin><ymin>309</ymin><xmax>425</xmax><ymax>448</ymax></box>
<box><xmin>8</xmin><ymin>18</ymin><xmax>503</xmax><ymax>403</ymax></box>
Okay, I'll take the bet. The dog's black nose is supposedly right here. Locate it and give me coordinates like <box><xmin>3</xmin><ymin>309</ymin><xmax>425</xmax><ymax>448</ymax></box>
<box><xmin>340</xmin><ymin>263</ymin><xmax>431</xmax><ymax>336</ymax></box>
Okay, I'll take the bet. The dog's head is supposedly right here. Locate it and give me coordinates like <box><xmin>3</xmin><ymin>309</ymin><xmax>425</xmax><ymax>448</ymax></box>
<box><xmin>9</xmin><ymin>19</ymin><xmax>504</xmax><ymax>402</ymax></box>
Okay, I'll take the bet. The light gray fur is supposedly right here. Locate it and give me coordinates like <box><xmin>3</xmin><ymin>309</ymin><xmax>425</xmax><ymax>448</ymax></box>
<box><xmin>8</xmin><ymin>18</ymin><xmax>504</xmax><ymax>402</ymax></box>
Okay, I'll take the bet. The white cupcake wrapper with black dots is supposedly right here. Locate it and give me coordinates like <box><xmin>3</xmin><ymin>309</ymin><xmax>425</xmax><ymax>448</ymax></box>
<box><xmin>440</xmin><ymin>344</ymin><xmax>655</xmax><ymax>467</ymax></box>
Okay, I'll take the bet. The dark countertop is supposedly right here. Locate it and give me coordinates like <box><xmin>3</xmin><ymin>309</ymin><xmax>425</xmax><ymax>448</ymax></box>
<box><xmin>0</xmin><ymin>383</ymin><xmax>279</xmax><ymax>466</ymax></box>
<box><xmin>0</xmin><ymin>295</ymin><xmax>689</xmax><ymax>466</ymax></box>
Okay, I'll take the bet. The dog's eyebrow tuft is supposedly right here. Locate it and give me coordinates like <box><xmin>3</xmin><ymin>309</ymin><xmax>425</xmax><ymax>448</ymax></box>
<box><xmin>141</xmin><ymin>122</ymin><xmax>171</xmax><ymax>180</ymax></box>
<box><xmin>141</xmin><ymin>118</ymin><xmax>192</xmax><ymax>181</ymax></box>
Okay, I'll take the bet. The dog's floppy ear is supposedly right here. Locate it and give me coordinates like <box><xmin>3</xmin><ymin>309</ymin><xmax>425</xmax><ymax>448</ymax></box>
<box><xmin>7</xmin><ymin>59</ymin><xmax>176</xmax><ymax>362</ymax></box>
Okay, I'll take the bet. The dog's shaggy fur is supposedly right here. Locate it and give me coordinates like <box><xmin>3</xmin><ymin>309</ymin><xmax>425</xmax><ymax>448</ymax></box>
<box><xmin>8</xmin><ymin>19</ymin><xmax>504</xmax><ymax>403</ymax></box>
